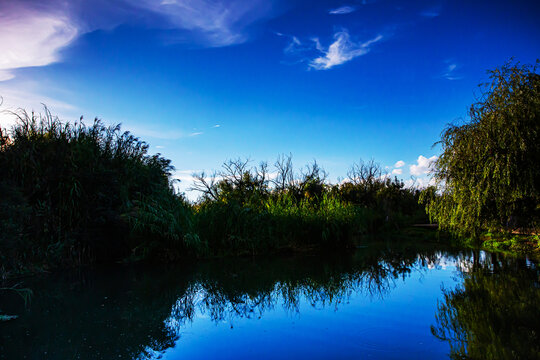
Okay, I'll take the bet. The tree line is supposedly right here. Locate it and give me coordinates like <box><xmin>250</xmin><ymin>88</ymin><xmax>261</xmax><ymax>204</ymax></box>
<box><xmin>1</xmin><ymin>59</ymin><xmax>539</xmax><ymax>277</ymax></box>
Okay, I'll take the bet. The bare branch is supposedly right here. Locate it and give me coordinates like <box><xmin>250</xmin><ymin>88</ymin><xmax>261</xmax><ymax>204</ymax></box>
<box><xmin>190</xmin><ymin>171</ymin><xmax>220</xmax><ymax>201</ymax></box>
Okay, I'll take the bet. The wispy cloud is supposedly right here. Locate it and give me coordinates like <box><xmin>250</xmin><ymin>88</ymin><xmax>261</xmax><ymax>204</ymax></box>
<box><xmin>329</xmin><ymin>6</ymin><xmax>356</xmax><ymax>15</ymax></box>
<box><xmin>275</xmin><ymin>32</ymin><xmax>310</xmax><ymax>57</ymax></box>
<box><xmin>392</xmin><ymin>168</ymin><xmax>403</xmax><ymax>175</ymax></box>
<box><xmin>394</xmin><ymin>160</ymin><xmax>405</xmax><ymax>168</ymax></box>
<box><xmin>284</xmin><ymin>36</ymin><xmax>302</xmax><ymax>54</ymax></box>
<box><xmin>420</xmin><ymin>10</ymin><xmax>440</xmax><ymax>18</ymax></box>
<box><xmin>410</xmin><ymin>155</ymin><xmax>437</xmax><ymax>176</ymax></box>
<box><xmin>122</xmin><ymin>125</ymin><xmax>188</xmax><ymax>140</ymax></box>
<box><xmin>310</xmin><ymin>30</ymin><xmax>382</xmax><ymax>70</ymax></box>
<box><xmin>0</xmin><ymin>0</ymin><xmax>279</xmax><ymax>82</ymax></box>
<box><xmin>420</xmin><ymin>4</ymin><xmax>442</xmax><ymax>18</ymax></box>
<box><xmin>189</xmin><ymin>131</ymin><xmax>203</xmax><ymax>137</ymax></box>
<box><xmin>135</xmin><ymin>0</ymin><xmax>276</xmax><ymax>47</ymax></box>
<box><xmin>442</xmin><ymin>62</ymin><xmax>461</xmax><ymax>80</ymax></box>
<box><xmin>212</xmin><ymin>124</ymin><xmax>221</xmax><ymax>128</ymax></box>
<box><xmin>0</xmin><ymin>84</ymin><xmax>78</xmax><ymax>128</ymax></box>
<box><xmin>0</xmin><ymin>7</ymin><xmax>78</xmax><ymax>81</ymax></box>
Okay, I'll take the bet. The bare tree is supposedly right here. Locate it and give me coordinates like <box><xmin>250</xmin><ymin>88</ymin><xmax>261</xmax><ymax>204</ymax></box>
<box><xmin>222</xmin><ymin>158</ymin><xmax>251</xmax><ymax>186</ymax></box>
<box><xmin>301</xmin><ymin>160</ymin><xmax>327</xmax><ymax>184</ymax></box>
<box><xmin>191</xmin><ymin>158</ymin><xmax>270</xmax><ymax>201</ymax></box>
<box><xmin>347</xmin><ymin>159</ymin><xmax>383</xmax><ymax>185</ymax></box>
<box><xmin>190</xmin><ymin>171</ymin><xmax>220</xmax><ymax>201</ymax></box>
<box><xmin>256</xmin><ymin>161</ymin><xmax>269</xmax><ymax>187</ymax></box>
<box><xmin>272</xmin><ymin>153</ymin><xmax>294</xmax><ymax>191</ymax></box>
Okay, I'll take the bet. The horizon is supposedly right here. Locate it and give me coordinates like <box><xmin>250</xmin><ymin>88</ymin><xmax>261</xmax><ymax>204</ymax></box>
<box><xmin>1</xmin><ymin>0</ymin><xmax>539</xmax><ymax>200</ymax></box>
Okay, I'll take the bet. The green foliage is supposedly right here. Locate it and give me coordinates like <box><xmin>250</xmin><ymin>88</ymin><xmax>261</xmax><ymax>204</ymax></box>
<box><xmin>191</xmin><ymin>156</ymin><xmax>426</xmax><ymax>255</ymax></box>
<box><xmin>432</xmin><ymin>254</ymin><xmax>540</xmax><ymax>359</ymax></box>
<box><xmin>0</xmin><ymin>109</ymin><xmax>194</xmax><ymax>273</ymax></box>
<box><xmin>421</xmin><ymin>60</ymin><xmax>540</xmax><ymax>237</ymax></box>
<box><xmin>480</xmin><ymin>233</ymin><xmax>540</xmax><ymax>259</ymax></box>
<box><xmin>331</xmin><ymin>165</ymin><xmax>425</xmax><ymax>230</ymax></box>
<box><xmin>1</xmin><ymin>109</ymin><xmax>428</xmax><ymax>276</ymax></box>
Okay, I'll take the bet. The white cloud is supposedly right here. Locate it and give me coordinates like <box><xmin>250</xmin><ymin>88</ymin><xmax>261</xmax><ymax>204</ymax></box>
<box><xmin>0</xmin><ymin>0</ymin><xmax>279</xmax><ymax>83</ymax></box>
<box><xmin>173</xmin><ymin>169</ymin><xmax>201</xmax><ymax>182</ymax></box>
<box><xmin>124</xmin><ymin>124</ymin><xmax>187</xmax><ymax>140</ymax></box>
<box><xmin>213</xmin><ymin>124</ymin><xmax>221</xmax><ymax>128</ymax></box>
<box><xmin>409</xmin><ymin>155</ymin><xmax>437</xmax><ymax>176</ymax></box>
<box><xmin>172</xmin><ymin>170</ymin><xmax>200</xmax><ymax>200</ymax></box>
<box><xmin>173</xmin><ymin>169</ymin><xmax>225</xmax><ymax>201</ymax></box>
<box><xmin>394</xmin><ymin>160</ymin><xmax>405</xmax><ymax>168</ymax></box>
<box><xmin>284</xmin><ymin>36</ymin><xmax>302</xmax><ymax>54</ymax></box>
<box><xmin>276</xmin><ymin>32</ymin><xmax>311</xmax><ymax>58</ymax></box>
<box><xmin>404</xmin><ymin>176</ymin><xmax>436</xmax><ymax>189</ymax></box>
<box><xmin>189</xmin><ymin>131</ymin><xmax>203</xmax><ymax>137</ymax></box>
<box><xmin>135</xmin><ymin>0</ymin><xmax>275</xmax><ymax>47</ymax></box>
<box><xmin>329</xmin><ymin>6</ymin><xmax>356</xmax><ymax>15</ymax></box>
<box><xmin>442</xmin><ymin>62</ymin><xmax>461</xmax><ymax>80</ymax></box>
<box><xmin>392</xmin><ymin>168</ymin><xmax>402</xmax><ymax>175</ymax></box>
<box><xmin>310</xmin><ymin>30</ymin><xmax>382</xmax><ymax>70</ymax></box>
<box><xmin>0</xmin><ymin>9</ymin><xmax>78</xmax><ymax>82</ymax></box>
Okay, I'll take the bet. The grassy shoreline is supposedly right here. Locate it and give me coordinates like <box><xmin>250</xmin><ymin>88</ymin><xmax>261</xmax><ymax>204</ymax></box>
<box><xmin>0</xmin><ymin>112</ymin><xmax>428</xmax><ymax>279</ymax></box>
<box><xmin>2</xmin><ymin>110</ymin><xmax>538</xmax><ymax>280</ymax></box>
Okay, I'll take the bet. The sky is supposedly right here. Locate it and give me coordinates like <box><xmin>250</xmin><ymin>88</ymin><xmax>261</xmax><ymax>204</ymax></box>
<box><xmin>0</xmin><ymin>0</ymin><xmax>539</xmax><ymax>199</ymax></box>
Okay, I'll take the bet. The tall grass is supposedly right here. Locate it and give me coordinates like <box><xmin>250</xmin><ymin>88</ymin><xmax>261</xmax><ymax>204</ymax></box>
<box><xmin>0</xmin><ymin>109</ymin><xmax>196</xmax><ymax>276</ymax></box>
<box><xmin>1</xmin><ymin>109</ymin><xmax>428</xmax><ymax>276</ymax></box>
<box><xmin>190</xmin><ymin>157</ymin><xmax>427</xmax><ymax>256</ymax></box>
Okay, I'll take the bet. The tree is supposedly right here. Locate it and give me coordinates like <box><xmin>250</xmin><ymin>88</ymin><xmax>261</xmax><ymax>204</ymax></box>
<box><xmin>421</xmin><ymin>60</ymin><xmax>540</xmax><ymax>237</ymax></box>
<box><xmin>431</xmin><ymin>253</ymin><xmax>540</xmax><ymax>360</ymax></box>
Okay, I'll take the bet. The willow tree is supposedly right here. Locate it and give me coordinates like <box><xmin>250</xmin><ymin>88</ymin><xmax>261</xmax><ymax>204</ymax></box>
<box><xmin>421</xmin><ymin>60</ymin><xmax>540</xmax><ymax>237</ymax></box>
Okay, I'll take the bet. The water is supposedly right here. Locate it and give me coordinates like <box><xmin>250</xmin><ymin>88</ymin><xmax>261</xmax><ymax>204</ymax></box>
<box><xmin>1</xmin><ymin>242</ymin><xmax>538</xmax><ymax>359</ymax></box>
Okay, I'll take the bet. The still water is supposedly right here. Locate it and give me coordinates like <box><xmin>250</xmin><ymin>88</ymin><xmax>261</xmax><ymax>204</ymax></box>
<box><xmin>1</xmin><ymin>242</ymin><xmax>539</xmax><ymax>359</ymax></box>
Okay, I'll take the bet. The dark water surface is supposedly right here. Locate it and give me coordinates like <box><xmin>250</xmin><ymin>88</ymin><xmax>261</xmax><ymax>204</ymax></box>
<box><xmin>1</xmin><ymin>242</ymin><xmax>539</xmax><ymax>359</ymax></box>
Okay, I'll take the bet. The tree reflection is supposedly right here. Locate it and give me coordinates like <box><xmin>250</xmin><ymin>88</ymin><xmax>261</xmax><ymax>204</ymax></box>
<box><xmin>1</xmin><ymin>243</ymin><xmax>453</xmax><ymax>360</ymax></box>
<box><xmin>431</xmin><ymin>252</ymin><xmax>540</xmax><ymax>360</ymax></box>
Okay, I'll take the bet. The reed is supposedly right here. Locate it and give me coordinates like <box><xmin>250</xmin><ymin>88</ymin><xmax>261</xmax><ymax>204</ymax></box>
<box><xmin>0</xmin><ymin>110</ymin><xmax>427</xmax><ymax>276</ymax></box>
<box><xmin>0</xmin><ymin>109</ymin><xmax>194</xmax><ymax>275</ymax></box>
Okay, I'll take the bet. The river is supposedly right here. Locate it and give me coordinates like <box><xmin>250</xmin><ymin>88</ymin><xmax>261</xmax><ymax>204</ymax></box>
<box><xmin>1</xmin><ymin>241</ymin><xmax>538</xmax><ymax>359</ymax></box>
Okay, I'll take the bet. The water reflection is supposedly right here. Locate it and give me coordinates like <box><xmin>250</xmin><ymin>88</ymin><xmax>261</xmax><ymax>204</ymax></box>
<box><xmin>431</xmin><ymin>250</ymin><xmax>540</xmax><ymax>360</ymax></box>
<box><xmin>1</xmin><ymin>243</ymin><xmax>538</xmax><ymax>359</ymax></box>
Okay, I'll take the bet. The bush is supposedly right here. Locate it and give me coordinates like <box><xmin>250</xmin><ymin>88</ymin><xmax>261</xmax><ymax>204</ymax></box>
<box><xmin>0</xmin><ymin>109</ymin><xmax>194</xmax><ymax>273</ymax></box>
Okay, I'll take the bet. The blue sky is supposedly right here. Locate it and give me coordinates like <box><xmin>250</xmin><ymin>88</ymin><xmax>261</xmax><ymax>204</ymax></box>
<box><xmin>0</xmin><ymin>0</ymin><xmax>538</xmax><ymax>198</ymax></box>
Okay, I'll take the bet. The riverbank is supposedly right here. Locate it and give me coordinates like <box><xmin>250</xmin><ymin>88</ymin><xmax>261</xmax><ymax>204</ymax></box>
<box><xmin>1</xmin><ymin>114</ymin><xmax>428</xmax><ymax>280</ymax></box>
<box><xmin>2</xmin><ymin>111</ymin><xmax>538</xmax><ymax>281</ymax></box>
<box><xmin>479</xmin><ymin>233</ymin><xmax>540</xmax><ymax>261</ymax></box>
<box><xmin>429</xmin><ymin>230</ymin><xmax>540</xmax><ymax>262</ymax></box>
